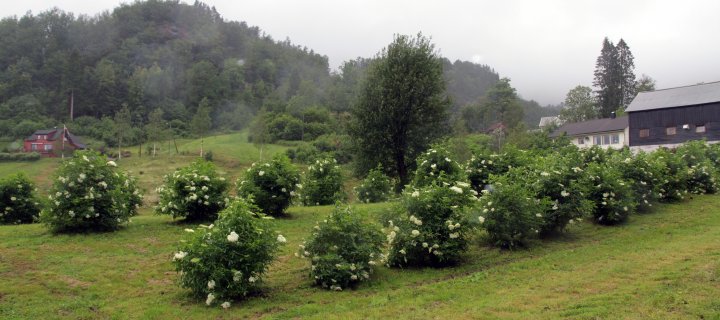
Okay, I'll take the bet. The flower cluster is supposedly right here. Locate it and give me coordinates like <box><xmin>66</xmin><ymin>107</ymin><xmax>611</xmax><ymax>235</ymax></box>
<box><xmin>649</xmin><ymin>149</ymin><xmax>689</xmax><ymax>202</ymax></box>
<box><xmin>386</xmin><ymin>181</ymin><xmax>476</xmax><ymax>267</ymax></box>
<box><xmin>40</xmin><ymin>150</ymin><xmax>142</xmax><ymax>233</ymax></box>
<box><xmin>582</xmin><ymin>163</ymin><xmax>635</xmax><ymax>225</ymax></box>
<box><xmin>298</xmin><ymin>206</ymin><xmax>384</xmax><ymax>291</ymax></box>
<box><xmin>237</xmin><ymin>154</ymin><xmax>300</xmax><ymax>216</ymax></box>
<box><xmin>155</xmin><ymin>160</ymin><xmax>229</xmax><ymax>221</ymax></box>
<box><xmin>300</xmin><ymin>158</ymin><xmax>345</xmax><ymax>206</ymax></box>
<box><xmin>0</xmin><ymin>173</ymin><xmax>41</xmax><ymax>224</ymax></box>
<box><xmin>609</xmin><ymin>151</ymin><xmax>664</xmax><ymax>212</ymax></box>
<box><xmin>173</xmin><ymin>198</ymin><xmax>283</xmax><ymax>307</ymax></box>
<box><xmin>412</xmin><ymin>147</ymin><xmax>465</xmax><ymax>187</ymax></box>
<box><xmin>355</xmin><ymin>164</ymin><xmax>393</xmax><ymax>203</ymax></box>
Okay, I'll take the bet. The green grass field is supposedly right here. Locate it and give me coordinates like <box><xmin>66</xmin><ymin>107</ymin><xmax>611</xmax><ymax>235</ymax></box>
<box><xmin>1</xmin><ymin>132</ymin><xmax>719</xmax><ymax>319</ymax></box>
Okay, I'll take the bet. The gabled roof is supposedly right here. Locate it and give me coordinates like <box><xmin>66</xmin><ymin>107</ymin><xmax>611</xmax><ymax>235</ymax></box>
<box><xmin>25</xmin><ymin>128</ymin><xmax>86</xmax><ymax>149</ymax></box>
<box><xmin>550</xmin><ymin>116</ymin><xmax>627</xmax><ymax>137</ymax></box>
<box><xmin>626</xmin><ymin>81</ymin><xmax>720</xmax><ymax>112</ymax></box>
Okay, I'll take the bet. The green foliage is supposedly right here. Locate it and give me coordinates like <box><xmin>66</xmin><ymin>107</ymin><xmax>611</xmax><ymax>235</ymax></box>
<box><xmin>412</xmin><ymin>147</ymin><xmax>465</xmax><ymax>188</ymax></box>
<box><xmin>155</xmin><ymin>160</ymin><xmax>229</xmax><ymax>221</ymax></box>
<box><xmin>40</xmin><ymin>150</ymin><xmax>142</xmax><ymax>233</ymax></box>
<box><xmin>0</xmin><ymin>152</ymin><xmax>41</xmax><ymax>161</ymax></box>
<box><xmin>237</xmin><ymin>155</ymin><xmax>300</xmax><ymax>216</ymax></box>
<box><xmin>350</xmin><ymin>33</ymin><xmax>451</xmax><ymax>187</ymax></box>
<box><xmin>355</xmin><ymin>165</ymin><xmax>393</xmax><ymax>203</ymax></box>
<box><xmin>593</xmin><ymin>37</ymin><xmax>636</xmax><ymax>116</ymax></box>
<box><xmin>650</xmin><ymin>149</ymin><xmax>689</xmax><ymax>202</ymax></box>
<box><xmin>172</xmin><ymin>198</ymin><xmax>284</xmax><ymax>306</ymax></box>
<box><xmin>299</xmin><ymin>206</ymin><xmax>384</xmax><ymax>291</ymax></box>
<box><xmin>286</xmin><ymin>134</ymin><xmax>353</xmax><ymax>165</ymax></box>
<box><xmin>465</xmin><ymin>146</ymin><xmax>531</xmax><ymax>193</ymax></box>
<box><xmin>560</xmin><ymin>85</ymin><xmax>597</xmax><ymax>122</ymax></box>
<box><xmin>609</xmin><ymin>151</ymin><xmax>663</xmax><ymax>212</ymax></box>
<box><xmin>386</xmin><ymin>182</ymin><xmax>476</xmax><ymax>267</ymax></box>
<box><xmin>583</xmin><ymin>163</ymin><xmax>635</xmax><ymax>225</ymax></box>
<box><xmin>481</xmin><ymin>78</ymin><xmax>525</xmax><ymax>129</ymax></box>
<box><xmin>0</xmin><ymin>173</ymin><xmax>41</xmax><ymax>224</ymax></box>
<box><xmin>477</xmin><ymin>175</ymin><xmax>544</xmax><ymax>248</ymax></box>
<box><xmin>300</xmin><ymin>158</ymin><xmax>345</xmax><ymax>206</ymax></box>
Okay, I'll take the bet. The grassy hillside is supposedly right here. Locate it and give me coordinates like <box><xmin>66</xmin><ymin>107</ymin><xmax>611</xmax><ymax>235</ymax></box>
<box><xmin>1</xmin><ymin>195</ymin><xmax>719</xmax><ymax>319</ymax></box>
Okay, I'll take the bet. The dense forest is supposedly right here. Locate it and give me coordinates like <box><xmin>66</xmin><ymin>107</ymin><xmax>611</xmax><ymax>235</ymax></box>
<box><xmin>0</xmin><ymin>0</ymin><xmax>558</xmax><ymax>148</ymax></box>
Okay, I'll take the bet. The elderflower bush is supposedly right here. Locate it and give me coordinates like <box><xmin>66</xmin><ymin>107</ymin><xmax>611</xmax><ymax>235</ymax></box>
<box><xmin>582</xmin><ymin>163</ymin><xmax>635</xmax><ymax>225</ymax></box>
<box><xmin>300</xmin><ymin>158</ymin><xmax>345</xmax><ymax>206</ymax></box>
<box><xmin>523</xmin><ymin>157</ymin><xmax>593</xmax><ymax>235</ymax></box>
<box><xmin>650</xmin><ymin>149</ymin><xmax>689</xmax><ymax>202</ymax></box>
<box><xmin>0</xmin><ymin>173</ymin><xmax>41</xmax><ymax>224</ymax></box>
<box><xmin>40</xmin><ymin>150</ymin><xmax>142</xmax><ymax>233</ymax></box>
<box><xmin>156</xmin><ymin>160</ymin><xmax>229</xmax><ymax>221</ymax></box>
<box><xmin>386</xmin><ymin>182</ymin><xmax>476</xmax><ymax>267</ymax></box>
<box><xmin>173</xmin><ymin>198</ymin><xmax>284</xmax><ymax>307</ymax></box>
<box><xmin>412</xmin><ymin>147</ymin><xmax>465</xmax><ymax>187</ymax></box>
<box><xmin>477</xmin><ymin>174</ymin><xmax>546</xmax><ymax>248</ymax></box>
<box><xmin>237</xmin><ymin>154</ymin><xmax>300</xmax><ymax>216</ymax></box>
<box><xmin>676</xmin><ymin>141</ymin><xmax>718</xmax><ymax>194</ymax></box>
<box><xmin>465</xmin><ymin>145</ymin><xmax>530</xmax><ymax>193</ymax></box>
<box><xmin>355</xmin><ymin>164</ymin><xmax>392</xmax><ymax>203</ymax></box>
<box><xmin>298</xmin><ymin>206</ymin><xmax>384</xmax><ymax>291</ymax></box>
<box><xmin>609</xmin><ymin>151</ymin><xmax>663</xmax><ymax>212</ymax></box>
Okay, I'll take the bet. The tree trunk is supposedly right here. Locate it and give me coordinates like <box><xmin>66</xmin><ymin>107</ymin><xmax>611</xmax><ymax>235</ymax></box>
<box><xmin>138</xmin><ymin>143</ymin><xmax>142</xmax><ymax>158</ymax></box>
<box><xmin>118</xmin><ymin>137</ymin><xmax>122</xmax><ymax>161</ymax></box>
<box><xmin>200</xmin><ymin>135</ymin><xmax>204</xmax><ymax>157</ymax></box>
<box><xmin>395</xmin><ymin>150</ymin><xmax>407</xmax><ymax>193</ymax></box>
<box><xmin>173</xmin><ymin>137</ymin><xmax>179</xmax><ymax>154</ymax></box>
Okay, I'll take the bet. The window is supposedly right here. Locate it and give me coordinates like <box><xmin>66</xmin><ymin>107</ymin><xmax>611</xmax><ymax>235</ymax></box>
<box><xmin>593</xmin><ymin>136</ymin><xmax>601</xmax><ymax>145</ymax></box>
<box><xmin>603</xmin><ymin>135</ymin><xmax>611</xmax><ymax>145</ymax></box>
<box><xmin>31</xmin><ymin>143</ymin><xmax>39</xmax><ymax>151</ymax></box>
<box><xmin>666</xmin><ymin>127</ymin><xmax>676</xmax><ymax>135</ymax></box>
<box><xmin>577</xmin><ymin>137</ymin><xmax>584</xmax><ymax>145</ymax></box>
<box><xmin>612</xmin><ymin>134</ymin><xmax>620</xmax><ymax>144</ymax></box>
<box><xmin>44</xmin><ymin>144</ymin><xmax>53</xmax><ymax>151</ymax></box>
<box><xmin>697</xmin><ymin>125</ymin><xmax>706</xmax><ymax>133</ymax></box>
<box><xmin>639</xmin><ymin>129</ymin><xmax>650</xmax><ymax>138</ymax></box>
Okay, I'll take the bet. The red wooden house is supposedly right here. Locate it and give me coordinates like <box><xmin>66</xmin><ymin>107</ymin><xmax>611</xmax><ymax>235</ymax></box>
<box><xmin>23</xmin><ymin>128</ymin><xmax>86</xmax><ymax>157</ymax></box>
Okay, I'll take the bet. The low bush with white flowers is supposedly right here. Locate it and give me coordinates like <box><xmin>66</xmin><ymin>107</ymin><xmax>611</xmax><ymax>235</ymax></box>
<box><xmin>355</xmin><ymin>164</ymin><xmax>393</xmax><ymax>203</ymax></box>
<box><xmin>40</xmin><ymin>150</ymin><xmax>142</xmax><ymax>233</ymax></box>
<box><xmin>610</xmin><ymin>151</ymin><xmax>664</xmax><ymax>212</ymax></box>
<box><xmin>237</xmin><ymin>154</ymin><xmax>300</xmax><ymax>216</ymax></box>
<box><xmin>386</xmin><ymin>181</ymin><xmax>476</xmax><ymax>267</ymax></box>
<box><xmin>412</xmin><ymin>147</ymin><xmax>465</xmax><ymax>188</ymax></box>
<box><xmin>465</xmin><ymin>145</ymin><xmax>531</xmax><ymax>193</ymax></box>
<box><xmin>298</xmin><ymin>206</ymin><xmax>384</xmax><ymax>291</ymax></box>
<box><xmin>582</xmin><ymin>163</ymin><xmax>635</xmax><ymax>225</ymax></box>
<box><xmin>676</xmin><ymin>141</ymin><xmax>719</xmax><ymax>195</ymax></box>
<box><xmin>477</xmin><ymin>174</ymin><xmax>546</xmax><ymax>249</ymax></box>
<box><xmin>172</xmin><ymin>198</ymin><xmax>285</xmax><ymax>308</ymax></box>
<box><xmin>155</xmin><ymin>160</ymin><xmax>229</xmax><ymax>221</ymax></box>
<box><xmin>0</xmin><ymin>173</ymin><xmax>41</xmax><ymax>224</ymax></box>
<box><xmin>300</xmin><ymin>158</ymin><xmax>345</xmax><ymax>206</ymax></box>
<box><xmin>650</xmin><ymin>149</ymin><xmax>689</xmax><ymax>202</ymax></box>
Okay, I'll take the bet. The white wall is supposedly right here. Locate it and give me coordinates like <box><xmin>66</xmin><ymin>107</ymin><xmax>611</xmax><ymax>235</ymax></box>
<box><xmin>569</xmin><ymin>130</ymin><xmax>626</xmax><ymax>150</ymax></box>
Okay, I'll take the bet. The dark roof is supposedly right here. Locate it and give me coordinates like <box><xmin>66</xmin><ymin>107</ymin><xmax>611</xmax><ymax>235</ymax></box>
<box><xmin>550</xmin><ymin>116</ymin><xmax>628</xmax><ymax>137</ymax></box>
<box><xmin>626</xmin><ymin>81</ymin><xmax>720</xmax><ymax>112</ymax></box>
<box><xmin>25</xmin><ymin>128</ymin><xmax>86</xmax><ymax>149</ymax></box>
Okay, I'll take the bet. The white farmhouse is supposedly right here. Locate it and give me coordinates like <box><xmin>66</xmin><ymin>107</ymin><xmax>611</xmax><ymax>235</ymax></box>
<box><xmin>550</xmin><ymin>115</ymin><xmax>628</xmax><ymax>149</ymax></box>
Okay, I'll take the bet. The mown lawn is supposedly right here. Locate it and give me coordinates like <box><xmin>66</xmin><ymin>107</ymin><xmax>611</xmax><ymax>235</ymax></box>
<box><xmin>1</xmin><ymin>194</ymin><xmax>719</xmax><ymax>319</ymax></box>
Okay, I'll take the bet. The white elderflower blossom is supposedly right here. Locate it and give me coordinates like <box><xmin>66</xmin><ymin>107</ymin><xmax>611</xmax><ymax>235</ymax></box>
<box><xmin>449</xmin><ymin>232</ymin><xmax>459</xmax><ymax>239</ymax></box>
<box><xmin>227</xmin><ymin>231</ymin><xmax>239</xmax><ymax>243</ymax></box>
<box><xmin>106</xmin><ymin>161</ymin><xmax>117</xmax><ymax>167</ymax></box>
<box><xmin>411</xmin><ymin>191</ymin><xmax>420</xmax><ymax>197</ymax></box>
<box><xmin>221</xmin><ymin>301</ymin><xmax>231</xmax><ymax>309</ymax></box>
<box><xmin>560</xmin><ymin>190</ymin><xmax>570</xmax><ymax>197</ymax></box>
<box><xmin>173</xmin><ymin>251</ymin><xmax>188</xmax><ymax>261</ymax></box>
<box><xmin>184</xmin><ymin>228</ymin><xmax>195</xmax><ymax>233</ymax></box>
<box><xmin>206</xmin><ymin>293</ymin><xmax>215</xmax><ymax>306</ymax></box>
<box><xmin>478</xmin><ymin>216</ymin><xmax>485</xmax><ymax>223</ymax></box>
<box><xmin>207</xmin><ymin>280</ymin><xmax>216</xmax><ymax>289</ymax></box>
<box><xmin>411</xmin><ymin>230</ymin><xmax>420</xmax><ymax>237</ymax></box>
<box><xmin>450</xmin><ymin>186</ymin><xmax>463</xmax><ymax>194</ymax></box>
<box><xmin>258</xmin><ymin>171</ymin><xmax>265</xmax><ymax>176</ymax></box>
<box><xmin>248</xmin><ymin>276</ymin><xmax>256</xmax><ymax>283</ymax></box>
<box><xmin>277</xmin><ymin>234</ymin><xmax>287</xmax><ymax>243</ymax></box>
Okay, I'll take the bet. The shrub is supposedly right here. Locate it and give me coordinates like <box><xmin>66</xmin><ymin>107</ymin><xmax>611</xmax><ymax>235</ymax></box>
<box><xmin>523</xmin><ymin>157</ymin><xmax>593</xmax><ymax>235</ymax></box>
<box><xmin>172</xmin><ymin>198</ymin><xmax>284</xmax><ymax>307</ymax></box>
<box><xmin>237</xmin><ymin>155</ymin><xmax>300</xmax><ymax>216</ymax></box>
<box><xmin>466</xmin><ymin>146</ymin><xmax>531</xmax><ymax>193</ymax></box>
<box><xmin>386</xmin><ymin>182</ymin><xmax>476</xmax><ymax>267</ymax></box>
<box><xmin>650</xmin><ymin>148</ymin><xmax>689</xmax><ymax>202</ymax></box>
<box><xmin>0</xmin><ymin>152</ymin><xmax>41</xmax><ymax>162</ymax></box>
<box><xmin>477</xmin><ymin>175</ymin><xmax>545</xmax><ymax>248</ymax></box>
<box><xmin>610</xmin><ymin>151</ymin><xmax>664</xmax><ymax>212</ymax></box>
<box><xmin>0</xmin><ymin>173</ymin><xmax>41</xmax><ymax>224</ymax></box>
<box><xmin>299</xmin><ymin>206</ymin><xmax>384</xmax><ymax>291</ymax></box>
<box><xmin>355</xmin><ymin>164</ymin><xmax>392</xmax><ymax>203</ymax></box>
<box><xmin>412</xmin><ymin>147</ymin><xmax>465</xmax><ymax>187</ymax></box>
<box><xmin>155</xmin><ymin>160</ymin><xmax>230</xmax><ymax>221</ymax></box>
<box><xmin>40</xmin><ymin>150</ymin><xmax>142</xmax><ymax>233</ymax></box>
<box><xmin>300</xmin><ymin>158</ymin><xmax>345</xmax><ymax>206</ymax></box>
<box><xmin>583</xmin><ymin>163</ymin><xmax>635</xmax><ymax>225</ymax></box>
<box><xmin>676</xmin><ymin>141</ymin><xmax>719</xmax><ymax>194</ymax></box>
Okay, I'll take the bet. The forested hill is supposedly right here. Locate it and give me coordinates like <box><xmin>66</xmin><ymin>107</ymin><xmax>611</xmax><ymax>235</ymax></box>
<box><xmin>0</xmin><ymin>0</ymin><xmax>556</xmax><ymax>144</ymax></box>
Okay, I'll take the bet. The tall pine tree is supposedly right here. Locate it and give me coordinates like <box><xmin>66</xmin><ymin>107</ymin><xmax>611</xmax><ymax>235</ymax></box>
<box><xmin>616</xmin><ymin>39</ymin><xmax>636</xmax><ymax>108</ymax></box>
<box><xmin>593</xmin><ymin>37</ymin><xmax>637</xmax><ymax>117</ymax></box>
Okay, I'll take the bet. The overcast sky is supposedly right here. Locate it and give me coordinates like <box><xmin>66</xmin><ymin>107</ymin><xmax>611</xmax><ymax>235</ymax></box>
<box><xmin>3</xmin><ymin>0</ymin><xmax>720</xmax><ymax>105</ymax></box>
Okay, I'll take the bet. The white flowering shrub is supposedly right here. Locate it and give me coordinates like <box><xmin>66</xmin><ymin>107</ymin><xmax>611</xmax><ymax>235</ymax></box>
<box><xmin>583</xmin><ymin>163</ymin><xmax>635</xmax><ymax>225</ymax></box>
<box><xmin>676</xmin><ymin>141</ymin><xmax>719</xmax><ymax>194</ymax></box>
<box><xmin>237</xmin><ymin>155</ymin><xmax>300</xmax><ymax>216</ymax></box>
<box><xmin>156</xmin><ymin>160</ymin><xmax>229</xmax><ymax>221</ymax></box>
<box><xmin>355</xmin><ymin>164</ymin><xmax>392</xmax><ymax>203</ymax></box>
<box><xmin>300</xmin><ymin>158</ymin><xmax>345</xmax><ymax>206</ymax></box>
<box><xmin>40</xmin><ymin>150</ymin><xmax>142</xmax><ymax>233</ymax></box>
<box><xmin>609</xmin><ymin>151</ymin><xmax>664</xmax><ymax>212</ymax></box>
<box><xmin>477</xmin><ymin>175</ymin><xmax>545</xmax><ymax>248</ymax></box>
<box><xmin>0</xmin><ymin>173</ymin><xmax>41</xmax><ymax>224</ymax></box>
<box><xmin>386</xmin><ymin>182</ymin><xmax>476</xmax><ymax>267</ymax></box>
<box><xmin>650</xmin><ymin>149</ymin><xmax>689</xmax><ymax>202</ymax></box>
<box><xmin>524</xmin><ymin>157</ymin><xmax>593</xmax><ymax>235</ymax></box>
<box><xmin>579</xmin><ymin>145</ymin><xmax>611</xmax><ymax>165</ymax></box>
<box><xmin>299</xmin><ymin>206</ymin><xmax>384</xmax><ymax>291</ymax></box>
<box><xmin>412</xmin><ymin>147</ymin><xmax>465</xmax><ymax>187</ymax></box>
<box><xmin>172</xmin><ymin>198</ymin><xmax>284</xmax><ymax>307</ymax></box>
<box><xmin>466</xmin><ymin>146</ymin><xmax>531</xmax><ymax>193</ymax></box>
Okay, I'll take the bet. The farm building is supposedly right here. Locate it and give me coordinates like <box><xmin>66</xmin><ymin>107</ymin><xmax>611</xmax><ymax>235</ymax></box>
<box><xmin>626</xmin><ymin>81</ymin><xmax>720</xmax><ymax>151</ymax></box>
<box><xmin>23</xmin><ymin>127</ymin><xmax>86</xmax><ymax>157</ymax></box>
<box><xmin>550</xmin><ymin>115</ymin><xmax>628</xmax><ymax>150</ymax></box>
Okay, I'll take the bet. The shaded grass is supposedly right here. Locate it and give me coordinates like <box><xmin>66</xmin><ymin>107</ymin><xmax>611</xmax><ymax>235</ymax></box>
<box><xmin>1</xmin><ymin>195</ymin><xmax>719</xmax><ymax>319</ymax></box>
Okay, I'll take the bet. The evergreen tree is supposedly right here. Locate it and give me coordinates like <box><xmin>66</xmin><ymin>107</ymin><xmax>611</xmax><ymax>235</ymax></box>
<box><xmin>350</xmin><ymin>33</ymin><xmax>451</xmax><ymax>189</ymax></box>
<box><xmin>593</xmin><ymin>38</ymin><xmax>621</xmax><ymax>117</ymax></box>
<box><xmin>616</xmin><ymin>39</ymin><xmax>636</xmax><ymax>109</ymax></box>
<box><xmin>483</xmin><ymin>78</ymin><xmax>524</xmax><ymax>129</ymax></box>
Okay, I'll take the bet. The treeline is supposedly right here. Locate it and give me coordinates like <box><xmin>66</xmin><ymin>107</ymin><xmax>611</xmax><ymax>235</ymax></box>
<box><xmin>0</xmin><ymin>0</ymin><xmax>558</xmax><ymax>147</ymax></box>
